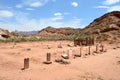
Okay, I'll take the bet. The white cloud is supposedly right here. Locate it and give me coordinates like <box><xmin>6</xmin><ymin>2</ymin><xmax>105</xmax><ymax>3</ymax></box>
<box><xmin>0</xmin><ymin>10</ymin><xmax>83</xmax><ymax>31</ymax></box>
<box><xmin>0</xmin><ymin>18</ymin><xmax>83</xmax><ymax>31</ymax></box>
<box><xmin>96</xmin><ymin>6</ymin><xmax>109</xmax><ymax>9</ymax></box>
<box><xmin>26</xmin><ymin>8</ymin><xmax>34</xmax><ymax>10</ymax></box>
<box><xmin>0</xmin><ymin>10</ymin><xmax>13</xmax><ymax>18</ymax></box>
<box><xmin>16</xmin><ymin>4</ymin><xmax>23</xmax><ymax>8</ymax></box>
<box><xmin>107</xmin><ymin>5</ymin><xmax>120</xmax><ymax>12</ymax></box>
<box><xmin>52</xmin><ymin>12</ymin><xmax>63</xmax><ymax>21</ymax></box>
<box><xmin>0</xmin><ymin>15</ymin><xmax>82</xmax><ymax>31</ymax></box>
<box><xmin>51</xmin><ymin>16</ymin><xmax>63</xmax><ymax>21</ymax></box>
<box><xmin>38</xmin><ymin>17</ymin><xmax>82</xmax><ymax>29</ymax></box>
<box><xmin>103</xmin><ymin>0</ymin><xmax>120</xmax><ymax>5</ymax></box>
<box><xmin>54</xmin><ymin>12</ymin><xmax>62</xmax><ymax>16</ymax></box>
<box><xmin>14</xmin><ymin>0</ymin><xmax>56</xmax><ymax>8</ymax></box>
<box><xmin>30</xmin><ymin>1</ymin><xmax>43</xmax><ymax>7</ymax></box>
<box><xmin>71</xmin><ymin>2</ymin><xmax>78</xmax><ymax>7</ymax></box>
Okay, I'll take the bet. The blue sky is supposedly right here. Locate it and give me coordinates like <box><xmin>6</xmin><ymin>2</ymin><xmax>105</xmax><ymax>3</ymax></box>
<box><xmin>0</xmin><ymin>0</ymin><xmax>120</xmax><ymax>31</ymax></box>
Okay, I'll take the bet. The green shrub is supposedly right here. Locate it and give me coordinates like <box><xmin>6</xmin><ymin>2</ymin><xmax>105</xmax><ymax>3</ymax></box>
<box><xmin>109</xmin><ymin>40</ymin><xmax>116</xmax><ymax>44</ymax></box>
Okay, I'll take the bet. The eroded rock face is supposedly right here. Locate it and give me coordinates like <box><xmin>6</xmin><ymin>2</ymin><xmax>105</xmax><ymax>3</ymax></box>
<box><xmin>109</xmin><ymin>24</ymin><xmax>119</xmax><ymax>30</ymax></box>
<box><xmin>78</xmin><ymin>11</ymin><xmax>120</xmax><ymax>42</ymax></box>
<box><xmin>0</xmin><ymin>28</ymin><xmax>11</xmax><ymax>39</ymax></box>
<box><xmin>98</xmin><ymin>24</ymin><xmax>120</xmax><ymax>33</ymax></box>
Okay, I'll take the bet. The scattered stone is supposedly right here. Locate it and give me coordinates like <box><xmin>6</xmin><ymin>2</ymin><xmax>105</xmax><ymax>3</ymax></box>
<box><xmin>55</xmin><ymin>59</ymin><xmax>70</xmax><ymax>64</ymax></box>
<box><xmin>27</xmin><ymin>48</ymin><xmax>31</xmax><ymax>51</ymax></box>
<box><xmin>11</xmin><ymin>45</ymin><xmax>16</xmax><ymax>49</ymax></box>
<box><xmin>113</xmin><ymin>47</ymin><xmax>116</xmax><ymax>49</ymax></box>
<box><xmin>117</xmin><ymin>46</ymin><xmax>120</xmax><ymax>48</ymax></box>
<box><xmin>74</xmin><ymin>54</ymin><xmax>81</xmax><ymax>57</ymax></box>
<box><xmin>55</xmin><ymin>59</ymin><xmax>63</xmax><ymax>62</ymax></box>
<box><xmin>67</xmin><ymin>44</ymin><xmax>72</xmax><ymax>47</ymax></box>
<box><xmin>58</xmin><ymin>43</ymin><xmax>62</xmax><ymax>48</ymax></box>
<box><xmin>47</xmin><ymin>45</ymin><xmax>51</xmax><ymax>49</ymax></box>
<box><xmin>61</xmin><ymin>54</ymin><xmax>69</xmax><ymax>59</ymax></box>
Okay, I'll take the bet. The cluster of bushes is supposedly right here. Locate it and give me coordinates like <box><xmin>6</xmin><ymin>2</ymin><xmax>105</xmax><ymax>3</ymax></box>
<box><xmin>0</xmin><ymin>35</ymin><xmax>75</xmax><ymax>43</ymax></box>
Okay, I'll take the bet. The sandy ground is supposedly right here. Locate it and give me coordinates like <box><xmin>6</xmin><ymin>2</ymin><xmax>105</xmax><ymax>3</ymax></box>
<box><xmin>0</xmin><ymin>41</ymin><xmax>120</xmax><ymax>80</ymax></box>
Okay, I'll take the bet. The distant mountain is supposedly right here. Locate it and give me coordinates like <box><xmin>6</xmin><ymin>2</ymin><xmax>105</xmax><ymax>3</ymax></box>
<box><xmin>14</xmin><ymin>31</ymin><xmax>39</xmax><ymax>35</ymax></box>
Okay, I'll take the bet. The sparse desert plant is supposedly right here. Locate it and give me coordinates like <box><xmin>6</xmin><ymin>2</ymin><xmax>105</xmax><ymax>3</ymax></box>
<box><xmin>13</xmin><ymin>37</ymin><xmax>27</xmax><ymax>42</ymax></box>
<box><xmin>109</xmin><ymin>40</ymin><xmax>116</xmax><ymax>44</ymax></box>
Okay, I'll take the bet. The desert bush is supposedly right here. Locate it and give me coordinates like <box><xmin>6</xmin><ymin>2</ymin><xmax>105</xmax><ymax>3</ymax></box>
<box><xmin>109</xmin><ymin>40</ymin><xmax>116</xmax><ymax>44</ymax></box>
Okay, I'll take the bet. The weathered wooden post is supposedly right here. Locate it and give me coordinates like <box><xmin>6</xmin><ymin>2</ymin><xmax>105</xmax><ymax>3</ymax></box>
<box><xmin>44</xmin><ymin>53</ymin><xmax>52</xmax><ymax>64</ymax></box>
<box><xmin>88</xmin><ymin>37</ymin><xmax>90</xmax><ymax>46</ymax></box>
<box><xmin>67</xmin><ymin>49</ymin><xmax>70</xmax><ymax>59</ymax></box>
<box><xmin>88</xmin><ymin>46</ymin><xmax>91</xmax><ymax>55</ymax></box>
<box><xmin>24</xmin><ymin>58</ymin><xmax>29</xmax><ymax>69</ymax></box>
<box><xmin>90</xmin><ymin>37</ymin><xmax>92</xmax><ymax>46</ymax></box>
<box><xmin>74</xmin><ymin>40</ymin><xmax>77</xmax><ymax>46</ymax></box>
<box><xmin>93</xmin><ymin>36</ymin><xmax>95</xmax><ymax>45</ymax></box>
<box><xmin>86</xmin><ymin>38</ymin><xmax>88</xmax><ymax>46</ymax></box>
<box><xmin>95</xmin><ymin>44</ymin><xmax>99</xmax><ymax>53</ymax></box>
<box><xmin>80</xmin><ymin>46</ymin><xmax>82</xmax><ymax>57</ymax></box>
<box><xmin>100</xmin><ymin>43</ymin><xmax>104</xmax><ymax>52</ymax></box>
<box><xmin>47</xmin><ymin>53</ymin><xmax>51</xmax><ymax>61</ymax></box>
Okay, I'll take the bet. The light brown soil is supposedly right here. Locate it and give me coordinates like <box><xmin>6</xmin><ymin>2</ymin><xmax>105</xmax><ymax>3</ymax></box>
<box><xmin>0</xmin><ymin>41</ymin><xmax>120</xmax><ymax>80</ymax></box>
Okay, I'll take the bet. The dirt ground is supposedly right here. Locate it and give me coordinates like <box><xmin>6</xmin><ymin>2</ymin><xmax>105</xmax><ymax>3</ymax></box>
<box><xmin>0</xmin><ymin>41</ymin><xmax>120</xmax><ymax>80</ymax></box>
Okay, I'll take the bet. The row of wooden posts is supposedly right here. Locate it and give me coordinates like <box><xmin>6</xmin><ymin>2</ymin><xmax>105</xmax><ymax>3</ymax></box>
<box><xmin>23</xmin><ymin>43</ymin><xmax>105</xmax><ymax>70</ymax></box>
<box><xmin>23</xmin><ymin>53</ymin><xmax>52</xmax><ymax>70</ymax></box>
<box><xmin>74</xmin><ymin>37</ymin><xmax>95</xmax><ymax>46</ymax></box>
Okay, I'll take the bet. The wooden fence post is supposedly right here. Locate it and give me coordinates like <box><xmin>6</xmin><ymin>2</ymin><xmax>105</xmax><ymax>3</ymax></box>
<box><xmin>24</xmin><ymin>58</ymin><xmax>29</xmax><ymax>69</ymax></box>
<box><xmin>47</xmin><ymin>53</ymin><xmax>51</xmax><ymax>61</ymax></box>
<box><xmin>67</xmin><ymin>49</ymin><xmax>70</xmax><ymax>59</ymax></box>
<box><xmin>88</xmin><ymin>46</ymin><xmax>91</xmax><ymax>55</ymax></box>
<box><xmin>80</xmin><ymin>46</ymin><xmax>82</xmax><ymax>57</ymax></box>
<box><xmin>100</xmin><ymin>44</ymin><xmax>104</xmax><ymax>52</ymax></box>
<box><xmin>44</xmin><ymin>53</ymin><xmax>52</xmax><ymax>64</ymax></box>
<box><xmin>95</xmin><ymin>44</ymin><xmax>99</xmax><ymax>53</ymax></box>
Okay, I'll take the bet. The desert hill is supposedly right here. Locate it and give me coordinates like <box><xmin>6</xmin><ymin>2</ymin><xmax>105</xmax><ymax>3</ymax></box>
<box><xmin>84</xmin><ymin>11</ymin><xmax>120</xmax><ymax>33</ymax></box>
<box><xmin>38</xmin><ymin>11</ymin><xmax>120</xmax><ymax>42</ymax></box>
<box><xmin>76</xmin><ymin>11</ymin><xmax>120</xmax><ymax>42</ymax></box>
<box><xmin>38</xmin><ymin>26</ymin><xmax>81</xmax><ymax>36</ymax></box>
